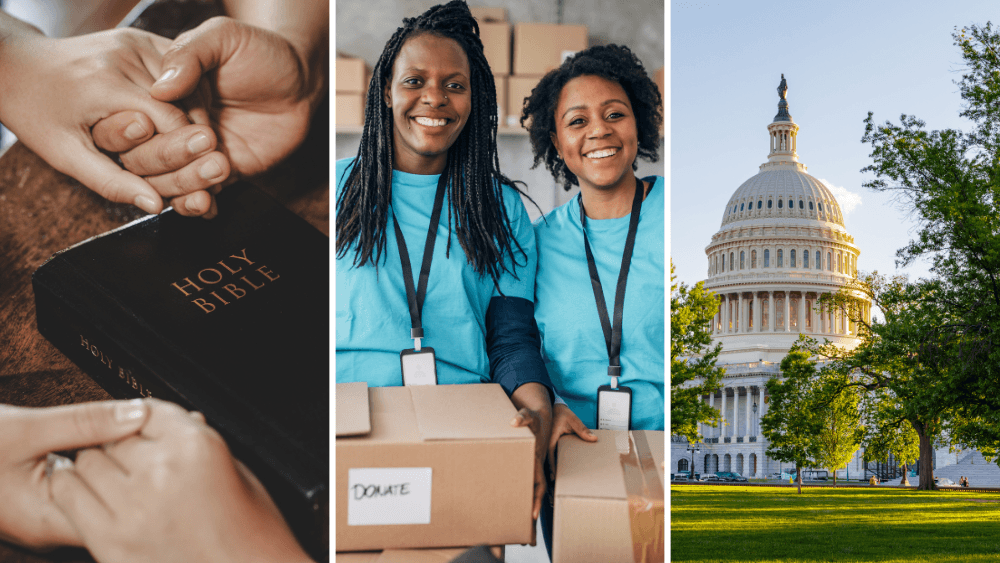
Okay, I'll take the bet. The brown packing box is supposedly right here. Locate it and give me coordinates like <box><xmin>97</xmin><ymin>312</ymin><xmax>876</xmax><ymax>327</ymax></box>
<box><xmin>512</xmin><ymin>23</ymin><xmax>588</xmax><ymax>76</ymax></box>
<box><xmin>553</xmin><ymin>430</ymin><xmax>665</xmax><ymax>563</ymax></box>
<box><xmin>335</xmin><ymin>546</ymin><xmax>504</xmax><ymax>563</ymax></box>
<box><xmin>506</xmin><ymin>76</ymin><xmax>541</xmax><ymax>129</ymax></box>
<box><xmin>337</xmin><ymin>56</ymin><xmax>370</xmax><ymax>94</ymax></box>
<box><xmin>336</xmin><ymin>94</ymin><xmax>365</xmax><ymax>127</ymax></box>
<box><xmin>493</xmin><ymin>75</ymin><xmax>508</xmax><ymax>126</ymax></box>
<box><xmin>479</xmin><ymin>22</ymin><xmax>511</xmax><ymax>76</ymax></box>
<box><xmin>469</xmin><ymin>6</ymin><xmax>506</xmax><ymax>23</ymax></box>
<box><xmin>336</xmin><ymin>383</ymin><xmax>534</xmax><ymax>551</ymax></box>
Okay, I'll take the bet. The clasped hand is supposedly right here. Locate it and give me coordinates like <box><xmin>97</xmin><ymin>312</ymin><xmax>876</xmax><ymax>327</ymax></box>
<box><xmin>1</xmin><ymin>16</ymin><xmax>317</xmax><ymax>218</ymax></box>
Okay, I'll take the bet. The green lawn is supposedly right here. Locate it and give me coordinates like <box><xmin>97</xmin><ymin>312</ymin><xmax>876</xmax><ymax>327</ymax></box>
<box><xmin>671</xmin><ymin>485</ymin><xmax>1000</xmax><ymax>562</ymax></box>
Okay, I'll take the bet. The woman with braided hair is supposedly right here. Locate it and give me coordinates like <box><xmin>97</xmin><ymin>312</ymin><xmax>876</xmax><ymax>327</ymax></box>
<box><xmin>521</xmin><ymin>43</ymin><xmax>665</xmax><ymax>557</ymax></box>
<box><xmin>335</xmin><ymin>0</ymin><xmax>553</xmax><ymax>520</ymax></box>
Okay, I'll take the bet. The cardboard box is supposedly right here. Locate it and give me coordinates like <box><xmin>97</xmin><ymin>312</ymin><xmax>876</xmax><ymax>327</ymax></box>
<box><xmin>336</xmin><ymin>546</ymin><xmax>504</xmax><ymax>563</ymax></box>
<box><xmin>513</xmin><ymin>23</ymin><xmax>588</xmax><ymax>76</ymax></box>
<box><xmin>469</xmin><ymin>6</ymin><xmax>506</xmax><ymax>22</ymax></box>
<box><xmin>336</xmin><ymin>383</ymin><xmax>534</xmax><ymax>551</ymax></box>
<box><xmin>506</xmin><ymin>76</ymin><xmax>541</xmax><ymax>129</ymax></box>
<box><xmin>336</xmin><ymin>94</ymin><xmax>365</xmax><ymax>127</ymax></box>
<box><xmin>479</xmin><ymin>22</ymin><xmax>511</xmax><ymax>76</ymax></box>
<box><xmin>493</xmin><ymin>75</ymin><xmax>508</xmax><ymax>126</ymax></box>
<box><xmin>337</xmin><ymin>57</ymin><xmax>370</xmax><ymax>94</ymax></box>
<box><xmin>553</xmin><ymin>430</ymin><xmax>665</xmax><ymax>563</ymax></box>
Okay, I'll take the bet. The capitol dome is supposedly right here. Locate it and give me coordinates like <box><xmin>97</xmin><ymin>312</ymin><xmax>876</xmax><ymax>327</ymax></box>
<box><xmin>703</xmin><ymin>75</ymin><xmax>871</xmax><ymax>363</ymax></box>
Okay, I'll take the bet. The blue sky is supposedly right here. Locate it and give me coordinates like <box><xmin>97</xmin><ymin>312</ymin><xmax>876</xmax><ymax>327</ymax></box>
<box><xmin>670</xmin><ymin>0</ymin><xmax>996</xmax><ymax>293</ymax></box>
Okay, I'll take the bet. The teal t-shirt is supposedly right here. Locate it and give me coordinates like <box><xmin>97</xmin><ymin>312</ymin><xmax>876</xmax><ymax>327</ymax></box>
<box><xmin>336</xmin><ymin>158</ymin><xmax>536</xmax><ymax>386</ymax></box>
<box><xmin>533</xmin><ymin>176</ymin><xmax>665</xmax><ymax>431</ymax></box>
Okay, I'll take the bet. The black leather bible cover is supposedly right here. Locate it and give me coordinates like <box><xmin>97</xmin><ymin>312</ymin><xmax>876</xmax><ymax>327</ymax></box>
<box><xmin>33</xmin><ymin>183</ymin><xmax>328</xmax><ymax>558</ymax></box>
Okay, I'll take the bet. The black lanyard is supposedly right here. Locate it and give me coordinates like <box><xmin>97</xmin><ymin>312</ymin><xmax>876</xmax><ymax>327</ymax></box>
<box><xmin>579</xmin><ymin>176</ymin><xmax>644</xmax><ymax>378</ymax></box>
<box><xmin>392</xmin><ymin>171</ymin><xmax>449</xmax><ymax>341</ymax></box>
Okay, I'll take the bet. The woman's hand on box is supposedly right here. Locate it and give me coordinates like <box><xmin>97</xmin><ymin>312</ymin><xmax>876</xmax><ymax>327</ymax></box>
<box><xmin>509</xmin><ymin>382</ymin><xmax>553</xmax><ymax>522</ymax></box>
<box><xmin>547</xmin><ymin>403</ymin><xmax>597</xmax><ymax>480</ymax></box>
<box><xmin>47</xmin><ymin>399</ymin><xmax>313</xmax><ymax>563</ymax></box>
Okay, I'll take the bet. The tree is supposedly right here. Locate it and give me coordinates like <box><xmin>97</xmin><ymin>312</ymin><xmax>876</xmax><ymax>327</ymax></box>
<box><xmin>862</xmin><ymin>394</ymin><xmax>920</xmax><ymax>486</ymax></box>
<box><xmin>812</xmin><ymin>374</ymin><xmax>862</xmax><ymax>487</ymax></box>
<box><xmin>861</xmin><ymin>22</ymin><xmax>1000</xmax><ymax>468</ymax></box>
<box><xmin>761</xmin><ymin>349</ymin><xmax>825</xmax><ymax>494</ymax></box>
<box><xmin>670</xmin><ymin>261</ymin><xmax>723</xmax><ymax>443</ymax></box>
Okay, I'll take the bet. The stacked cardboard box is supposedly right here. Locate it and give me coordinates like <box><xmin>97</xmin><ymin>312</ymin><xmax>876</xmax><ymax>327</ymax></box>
<box><xmin>505</xmin><ymin>23</ymin><xmax>588</xmax><ymax>128</ymax></box>
<box><xmin>335</xmin><ymin>382</ymin><xmax>534</xmax><ymax>553</ymax></box>
<box><xmin>336</xmin><ymin>56</ymin><xmax>369</xmax><ymax>127</ymax></box>
<box><xmin>335</xmin><ymin>546</ymin><xmax>504</xmax><ymax>563</ymax></box>
<box><xmin>552</xmin><ymin>430</ymin><xmax>665</xmax><ymax>563</ymax></box>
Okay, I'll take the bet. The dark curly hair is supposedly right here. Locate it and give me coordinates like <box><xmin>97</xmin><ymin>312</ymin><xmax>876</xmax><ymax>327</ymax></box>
<box><xmin>520</xmin><ymin>44</ymin><xmax>663</xmax><ymax>190</ymax></box>
<box><xmin>336</xmin><ymin>0</ymin><xmax>534</xmax><ymax>284</ymax></box>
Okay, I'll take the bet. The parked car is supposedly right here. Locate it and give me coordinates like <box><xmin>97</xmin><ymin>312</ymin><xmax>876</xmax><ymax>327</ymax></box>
<box><xmin>672</xmin><ymin>471</ymin><xmax>701</xmax><ymax>481</ymax></box>
<box><xmin>715</xmin><ymin>471</ymin><xmax>748</xmax><ymax>482</ymax></box>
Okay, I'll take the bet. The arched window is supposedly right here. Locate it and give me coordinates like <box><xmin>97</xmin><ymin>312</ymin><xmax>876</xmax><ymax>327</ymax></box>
<box><xmin>805</xmin><ymin>300</ymin><xmax>812</xmax><ymax>329</ymax></box>
<box><xmin>751</xmin><ymin>250</ymin><xmax>757</xmax><ymax>268</ymax></box>
<box><xmin>799</xmin><ymin>200</ymin><xmax>804</xmax><ymax>209</ymax></box>
<box><xmin>678</xmin><ymin>458</ymin><xmax>689</xmax><ymax>472</ymax></box>
<box><xmin>730</xmin><ymin>252</ymin><xmax>735</xmax><ymax>270</ymax></box>
<box><xmin>762</xmin><ymin>299</ymin><xmax>769</xmax><ymax>327</ymax></box>
<box><xmin>828</xmin><ymin>252</ymin><xmax>832</xmax><ymax>271</ymax></box>
<box><xmin>778</xmin><ymin>199</ymin><xmax>783</xmax><ymax>209</ymax></box>
<box><xmin>740</xmin><ymin>203</ymin><xmax>745</xmax><ymax>211</ymax></box>
<box><xmin>764</xmin><ymin>249</ymin><xmax>770</xmax><ymax>267</ymax></box>
<box><xmin>803</xmin><ymin>250</ymin><xmax>809</xmax><ymax>268</ymax></box>
<box><xmin>818</xmin><ymin>202</ymin><xmax>824</xmax><ymax>212</ymax></box>
<box><xmin>790</xmin><ymin>299</ymin><xmax>798</xmax><ymax>328</ymax></box>
<box><xmin>715</xmin><ymin>255</ymin><xmax>719</xmax><ymax>274</ymax></box>
<box><xmin>815</xmin><ymin>251</ymin><xmax>821</xmax><ymax>270</ymax></box>
<box><xmin>722</xmin><ymin>254</ymin><xmax>726</xmax><ymax>272</ymax></box>
<box><xmin>809</xmin><ymin>201</ymin><xmax>814</xmax><ymax>210</ymax></box>
<box><xmin>790</xmin><ymin>250</ymin><xmax>796</xmax><ymax>268</ymax></box>
<box><xmin>788</xmin><ymin>199</ymin><xmax>794</xmax><ymax>209</ymax></box>
<box><xmin>768</xmin><ymin>199</ymin><xmax>773</xmax><ymax>209</ymax></box>
<box><xmin>777</xmin><ymin>249</ymin><xmax>784</xmax><ymax>267</ymax></box>
<box><xmin>757</xmin><ymin>200</ymin><xmax>762</xmax><ymax>209</ymax></box>
<box><xmin>838</xmin><ymin>253</ymin><xmax>842</xmax><ymax>273</ymax></box>
<box><xmin>740</xmin><ymin>251</ymin><xmax>745</xmax><ymax>269</ymax></box>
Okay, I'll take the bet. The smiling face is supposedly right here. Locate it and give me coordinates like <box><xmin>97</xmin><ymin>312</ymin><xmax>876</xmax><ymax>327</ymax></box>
<box><xmin>384</xmin><ymin>33</ymin><xmax>472</xmax><ymax>175</ymax></box>
<box><xmin>550</xmin><ymin>74</ymin><xmax>639</xmax><ymax>193</ymax></box>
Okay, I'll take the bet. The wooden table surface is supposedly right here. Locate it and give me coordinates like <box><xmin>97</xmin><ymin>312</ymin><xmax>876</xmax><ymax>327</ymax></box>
<box><xmin>0</xmin><ymin>3</ymin><xmax>329</xmax><ymax>559</ymax></box>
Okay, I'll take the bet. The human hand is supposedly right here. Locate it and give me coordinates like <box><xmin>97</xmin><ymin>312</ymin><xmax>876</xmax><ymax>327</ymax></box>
<box><xmin>0</xmin><ymin>22</ymin><xmax>196</xmax><ymax>214</ymax></box>
<box><xmin>547</xmin><ymin>403</ymin><xmax>597</xmax><ymax>480</ymax></box>
<box><xmin>48</xmin><ymin>399</ymin><xmax>312</xmax><ymax>563</ymax></box>
<box><xmin>147</xmin><ymin>16</ymin><xmax>322</xmax><ymax>179</ymax></box>
<box><xmin>509</xmin><ymin>383</ymin><xmax>553</xmax><ymax>523</ymax></box>
<box><xmin>91</xmin><ymin>110</ymin><xmax>229</xmax><ymax>218</ymax></box>
<box><xmin>0</xmin><ymin>400</ymin><xmax>148</xmax><ymax>551</ymax></box>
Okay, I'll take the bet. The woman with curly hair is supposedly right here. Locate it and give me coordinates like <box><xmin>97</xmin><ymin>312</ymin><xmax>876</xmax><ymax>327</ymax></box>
<box><xmin>520</xmin><ymin>43</ymin><xmax>665</xmax><ymax>555</ymax></box>
<box><xmin>335</xmin><ymin>0</ymin><xmax>553</xmax><ymax>519</ymax></box>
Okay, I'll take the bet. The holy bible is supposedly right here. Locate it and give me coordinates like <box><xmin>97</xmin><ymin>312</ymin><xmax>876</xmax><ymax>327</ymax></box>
<box><xmin>33</xmin><ymin>183</ymin><xmax>329</xmax><ymax>558</ymax></box>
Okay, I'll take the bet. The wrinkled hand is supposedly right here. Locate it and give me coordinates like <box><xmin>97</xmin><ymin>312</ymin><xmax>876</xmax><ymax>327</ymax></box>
<box><xmin>0</xmin><ymin>26</ymin><xmax>195</xmax><ymax>214</ymax></box>
<box><xmin>147</xmin><ymin>16</ymin><xmax>320</xmax><ymax>179</ymax></box>
<box><xmin>48</xmin><ymin>399</ymin><xmax>311</xmax><ymax>563</ymax></box>
<box><xmin>0</xmin><ymin>400</ymin><xmax>148</xmax><ymax>551</ymax></box>
<box><xmin>547</xmin><ymin>403</ymin><xmax>597</xmax><ymax>480</ymax></box>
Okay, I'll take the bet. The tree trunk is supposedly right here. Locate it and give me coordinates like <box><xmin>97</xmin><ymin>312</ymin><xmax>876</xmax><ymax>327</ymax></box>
<box><xmin>913</xmin><ymin>420</ymin><xmax>935</xmax><ymax>490</ymax></box>
<box><xmin>833</xmin><ymin>468</ymin><xmax>837</xmax><ymax>487</ymax></box>
<box><xmin>796</xmin><ymin>466</ymin><xmax>802</xmax><ymax>494</ymax></box>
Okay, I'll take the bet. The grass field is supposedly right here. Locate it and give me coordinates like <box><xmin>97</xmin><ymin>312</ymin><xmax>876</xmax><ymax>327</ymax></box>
<box><xmin>671</xmin><ymin>485</ymin><xmax>1000</xmax><ymax>562</ymax></box>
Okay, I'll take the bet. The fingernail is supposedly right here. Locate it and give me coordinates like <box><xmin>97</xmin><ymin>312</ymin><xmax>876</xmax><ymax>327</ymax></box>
<box><xmin>199</xmin><ymin>159</ymin><xmax>223</xmax><ymax>180</ymax></box>
<box><xmin>114</xmin><ymin>398</ymin><xmax>146</xmax><ymax>423</ymax></box>
<box><xmin>187</xmin><ymin>132</ymin><xmax>211</xmax><ymax>155</ymax></box>
<box><xmin>134</xmin><ymin>195</ymin><xmax>159</xmax><ymax>214</ymax></box>
<box><xmin>156</xmin><ymin>68</ymin><xmax>178</xmax><ymax>84</ymax></box>
<box><xmin>124</xmin><ymin>120</ymin><xmax>148</xmax><ymax>141</ymax></box>
<box><xmin>185</xmin><ymin>197</ymin><xmax>204</xmax><ymax>213</ymax></box>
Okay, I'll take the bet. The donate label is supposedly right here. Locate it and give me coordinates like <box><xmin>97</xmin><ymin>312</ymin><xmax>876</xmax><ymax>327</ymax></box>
<box><xmin>347</xmin><ymin>467</ymin><xmax>432</xmax><ymax>526</ymax></box>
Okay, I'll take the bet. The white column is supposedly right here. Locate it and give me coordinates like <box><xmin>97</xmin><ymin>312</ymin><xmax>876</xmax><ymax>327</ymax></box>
<box><xmin>783</xmin><ymin>291</ymin><xmax>790</xmax><ymax>332</ymax></box>
<box><xmin>798</xmin><ymin>292</ymin><xmax>806</xmax><ymax>333</ymax></box>
<box><xmin>709</xmin><ymin>392</ymin><xmax>716</xmax><ymax>437</ymax></box>
<box><xmin>738</xmin><ymin>295</ymin><xmax>745</xmax><ymax>333</ymax></box>
<box><xmin>720</xmin><ymin>389</ymin><xmax>728</xmax><ymax>440</ymax></box>
<box><xmin>724</xmin><ymin>295</ymin><xmax>731</xmax><ymax>334</ymax></box>
<box><xmin>768</xmin><ymin>291</ymin><xmax>775</xmax><ymax>332</ymax></box>
<box><xmin>744</xmin><ymin>387</ymin><xmax>752</xmax><ymax>439</ymax></box>
<box><xmin>810</xmin><ymin>293</ymin><xmax>818</xmax><ymax>334</ymax></box>
<box><xmin>751</xmin><ymin>295</ymin><xmax>758</xmax><ymax>333</ymax></box>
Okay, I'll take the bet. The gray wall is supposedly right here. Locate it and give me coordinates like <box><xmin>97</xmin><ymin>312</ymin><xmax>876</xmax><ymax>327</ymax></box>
<box><xmin>335</xmin><ymin>0</ymin><xmax>665</xmax><ymax>220</ymax></box>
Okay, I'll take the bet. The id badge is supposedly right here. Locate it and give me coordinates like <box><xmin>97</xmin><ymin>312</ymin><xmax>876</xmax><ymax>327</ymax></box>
<box><xmin>400</xmin><ymin>348</ymin><xmax>437</xmax><ymax>386</ymax></box>
<box><xmin>596</xmin><ymin>384</ymin><xmax>632</xmax><ymax>431</ymax></box>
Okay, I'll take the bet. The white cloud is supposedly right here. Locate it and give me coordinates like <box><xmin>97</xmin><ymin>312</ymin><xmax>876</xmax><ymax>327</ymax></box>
<box><xmin>818</xmin><ymin>179</ymin><xmax>863</xmax><ymax>215</ymax></box>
